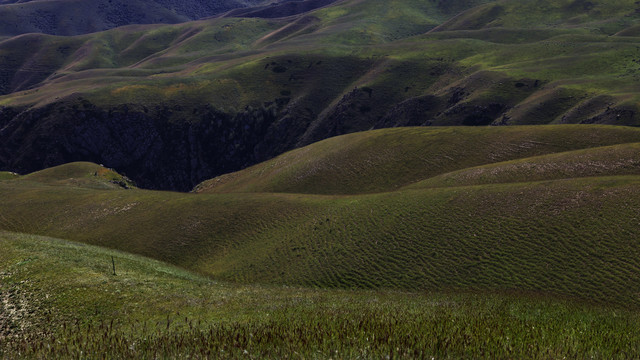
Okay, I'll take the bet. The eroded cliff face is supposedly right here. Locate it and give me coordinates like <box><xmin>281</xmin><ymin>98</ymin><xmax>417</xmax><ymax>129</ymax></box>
<box><xmin>0</xmin><ymin>101</ymin><xmax>286</xmax><ymax>191</ymax></box>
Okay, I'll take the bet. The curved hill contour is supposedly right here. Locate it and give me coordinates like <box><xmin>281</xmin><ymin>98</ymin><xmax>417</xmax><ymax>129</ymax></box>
<box><xmin>2</xmin><ymin>126</ymin><xmax>640</xmax><ymax>307</ymax></box>
<box><xmin>3</xmin><ymin>0</ymin><xmax>640</xmax><ymax>190</ymax></box>
<box><xmin>0</xmin><ymin>0</ymin><xmax>273</xmax><ymax>36</ymax></box>
<box><xmin>194</xmin><ymin>125</ymin><xmax>640</xmax><ymax>194</ymax></box>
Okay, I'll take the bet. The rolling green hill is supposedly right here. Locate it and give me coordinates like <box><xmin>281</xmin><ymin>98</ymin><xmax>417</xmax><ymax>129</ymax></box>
<box><xmin>19</xmin><ymin>161</ymin><xmax>136</xmax><ymax>189</ymax></box>
<box><xmin>2</xmin><ymin>126</ymin><xmax>640</xmax><ymax>308</ymax></box>
<box><xmin>194</xmin><ymin>125</ymin><xmax>640</xmax><ymax>194</ymax></box>
<box><xmin>406</xmin><ymin>142</ymin><xmax>640</xmax><ymax>189</ymax></box>
<box><xmin>0</xmin><ymin>171</ymin><xmax>18</xmax><ymax>180</ymax></box>
<box><xmin>2</xmin><ymin>231</ymin><xmax>638</xmax><ymax>358</ymax></box>
<box><xmin>3</xmin><ymin>1</ymin><xmax>640</xmax><ymax>356</ymax></box>
<box><xmin>3</xmin><ymin>0</ymin><xmax>640</xmax><ymax>190</ymax></box>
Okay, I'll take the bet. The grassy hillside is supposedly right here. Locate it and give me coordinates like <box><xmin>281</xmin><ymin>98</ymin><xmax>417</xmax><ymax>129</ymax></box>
<box><xmin>407</xmin><ymin>142</ymin><xmax>640</xmax><ymax>189</ymax></box>
<box><xmin>2</xmin><ymin>231</ymin><xmax>638</xmax><ymax>358</ymax></box>
<box><xmin>0</xmin><ymin>0</ymin><xmax>272</xmax><ymax>36</ymax></box>
<box><xmin>19</xmin><ymin>161</ymin><xmax>136</xmax><ymax>189</ymax></box>
<box><xmin>0</xmin><ymin>171</ymin><xmax>18</xmax><ymax>180</ymax></box>
<box><xmin>2</xmin><ymin>0</ymin><xmax>639</xmax><ymax>119</ymax></box>
<box><xmin>2</xmin><ymin>127</ymin><xmax>640</xmax><ymax>307</ymax></box>
<box><xmin>434</xmin><ymin>0</ymin><xmax>640</xmax><ymax>32</ymax></box>
<box><xmin>194</xmin><ymin>125</ymin><xmax>640</xmax><ymax>194</ymax></box>
<box><xmin>3</xmin><ymin>0</ymin><xmax>640</xmax><ymax>189</ymax></box>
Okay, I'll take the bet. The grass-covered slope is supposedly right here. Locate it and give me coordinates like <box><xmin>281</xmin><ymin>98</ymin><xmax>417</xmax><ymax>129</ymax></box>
<box><xmin>2</xmin><ymin>0</ymin><xmax>640</xmax><ymax>117</ymax></box>
<box><xmin>0</xmin><ymin>0</ymin><xmax>272</xmax><ymax>36</ymax></box>
<box><xmin>194</xmin><ymin>125</ymin><xmax>640</xmax><ymax>194</ymax></box>
<box><xmin>2</xmin><ymin>231</ymin><xmax>638</xmax><ymax>358</ymax></box>
<box><xmin>0</xmin><ymin>171</ymin><xmax>18</xmax><ymax>180</ymax></box>
<box><xmin>19</xmin><ymin>161</ymin><xmax>136</xmax><ymax>189</ymax></box>
<box><xmin>434</xmin><ymin>0</ymin><xmax>640</xmax><ymax>32</ymax></box>
<box><xmin>407</xmin><ymin>142</ymin><xmax>640</xmax><ymax>189</ymax></box>
<box><xmin>2</xmin><ymin>127</ymin><xmax>640</xmax><ymax>307</ymax></box>
<box><xmin>4</xmin><ymin>0</ymin><xmax>640</xmax><ymax>190</ymax></box>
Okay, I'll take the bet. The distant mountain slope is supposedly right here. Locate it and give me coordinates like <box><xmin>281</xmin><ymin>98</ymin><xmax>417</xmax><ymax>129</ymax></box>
<box><xmin>1</xmin><ymin>0</ymin><xmax>640</xmax><ymax>190</ymax></box>
<box><xmin>224</xmin><ymin>0</ymin><xmax>340</xmax><ymax>18</ymax></box>
<box><xmin>0</xmin><ymin>0</ymin><xmax>271</xmax><ymax>36</ymax></box>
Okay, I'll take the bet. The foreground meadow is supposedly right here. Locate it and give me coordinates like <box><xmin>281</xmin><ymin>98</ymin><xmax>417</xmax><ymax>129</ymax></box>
<box><xmin>1</xmin><ymin>232</ymin><xmax>638</xmax><ymax>359</ymax></box>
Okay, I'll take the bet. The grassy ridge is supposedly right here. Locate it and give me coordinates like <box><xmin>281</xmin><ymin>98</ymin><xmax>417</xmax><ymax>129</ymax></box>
<box><xmin>0</xmin><ymin>171</ymin><xmax>18</xmax><ymax>180</ymax></box>
<box><xmin>194</xmin><ymin>125</ymin><xmax>640</xmax><ymax>194</ymax></box>
<box><xmin>434</xmin><ymin>0</ymin><xmax>640</xmax><ymax>32</ymax></box>
<box><xmin>1</xmin><ymin>0</ymin><xmax>640</xmax><ymax>127</ymax></box>
<box><xmin>1</xmin><ymin>231</ymin><xmax>639</xmax><ymax>358</ymax></box>
<box><xmin>20</xmin><ymin>161</ymin><xmax>136</xmax><ymax>189</ymax></box>
<box><xmin>2</xmin><ymin>126</ymin><xmax>640</xmax><ymax>306</ymax></box>
<box><xmin>407</xmin><ymin>142</ymin><xmax>640</xmax><ymax>189</ymax></box>
<box><xmin>199</xmin><ymin>176</ymin><xmax>640</xmax><ymax>305</ymax></box>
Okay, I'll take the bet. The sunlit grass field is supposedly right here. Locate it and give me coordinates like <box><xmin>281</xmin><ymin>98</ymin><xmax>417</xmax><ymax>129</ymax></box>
<box><xmin>1</xmin><ymin>232</ymin><xmax>638</xmax><ymax>358</ymax></box>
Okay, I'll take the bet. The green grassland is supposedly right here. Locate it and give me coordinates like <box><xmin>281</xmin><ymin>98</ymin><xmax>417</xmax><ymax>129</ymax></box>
<box><xmin>1</xmin><ymin>231</ymin><xmax>639</xmax><ymax>358</ymax></box>
<box><xmin>2</xmin><ymin>126</ymin><xmax>640</xmax><ymax>308</ymax></box>
<box><xmin>1</xmin><ymin>0</ymin><xmax>640</xmax><ymax>128</ymax></box>
<box><xmin>407</xmin><ymin>142</ymin><xmax>640</xmax><ymax>189</ymax></box>
<box><xmin>0</xmin><ymin>171</ymin><xmax>18</xmax><ymax>180</ymax></box>
<box><xmin>195</xmin><ymin>125</ymin><xmax>640</xmax><ymax>194</ymax></box>
<box><xmin>19</xmin><ymin>161</ymin><xmax>136</xmax><ymax>189</ymax></box>
<box><xmin>2</xmin><ymin>1</ymin><xmax>640</xmax><ymax>355</ymax></box>
<box><xmin>3</xmin><ymin>125</ymin><xmax>640</xmax><ymax>356</ymax></box>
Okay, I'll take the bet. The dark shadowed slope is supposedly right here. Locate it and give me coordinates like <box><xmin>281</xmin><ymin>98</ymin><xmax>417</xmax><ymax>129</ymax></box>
<box><xmin>0</xmin><ymin>0</ymin><xmax>272</xmax><ymax>36</ymax></box>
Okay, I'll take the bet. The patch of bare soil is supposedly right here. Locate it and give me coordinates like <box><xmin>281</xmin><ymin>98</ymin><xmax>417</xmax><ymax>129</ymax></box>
<box><xmin>0</xmin><ymin>272</ymin><xmax>32</xmax><ymax>340</ymax></box>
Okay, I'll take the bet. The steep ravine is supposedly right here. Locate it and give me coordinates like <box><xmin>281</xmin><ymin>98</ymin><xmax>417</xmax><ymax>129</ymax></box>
<box><xmin>1</xmin><ymin>89</ymin><xmax>638</xmax><ymax>192</ymax></box>
<box><xmin>0</xmin><ymin>101</ymin><xmax>284</xmax><ymax>191</ymax></box>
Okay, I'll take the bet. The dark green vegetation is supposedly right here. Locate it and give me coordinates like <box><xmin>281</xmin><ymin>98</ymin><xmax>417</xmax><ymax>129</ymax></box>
<box><xmin>1</xmin><ymin>231</ymin><xmax>639</xmax><ymax>358</ymax></box>
<box><xmin>3</xmin><ymin>0</ymin><xmax>640</xmax><ymax>190</ymax></box>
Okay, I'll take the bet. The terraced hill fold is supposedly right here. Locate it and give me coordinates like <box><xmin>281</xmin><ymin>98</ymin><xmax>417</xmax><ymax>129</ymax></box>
<box><xmin>406</xmin><ymin>142</ymin><xmax>640</xmax><ymax>189</ymax></box>
<box><xmin>0</xmin><ymin>0</ymin><xmax>273</xmax><ymax>36</ymax></box>
<box><xmin>2</xmin><ymin>126</ymin><xmax>640</xmax><ymax>307</ymax></box>
<box><xmin>2</xmin><ymin>0</ymin><xmax>640</xmax><ymax>190</ymax></box>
